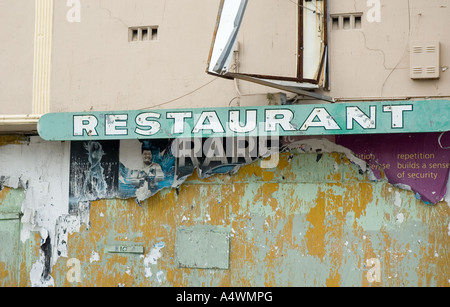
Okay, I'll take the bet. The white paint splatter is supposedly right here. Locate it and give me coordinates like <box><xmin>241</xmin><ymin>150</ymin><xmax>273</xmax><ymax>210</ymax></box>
<box><xmin>143</xmin><ymin>242</ymin><xmax>165</xmax><ymax>278</ymax></box>
<box><xmin>89</xmin><ymin>251</ymin><xmax>100</xmax><ymax>263</ymax></box>
<box><xmin>395</xmin><ymin>213</ymin><xmax>404</xmax><ymax>223</ymax></box>
<box><xmin>30</xmin><ymin>255</ymin><xmax>54</xmax><ymax>287</ymax></box>
<box><xmin>334</xmin><ymin>162</ymin><xmax>339</xmax><ymax>172</ymax></box>
<box><xmin>156</xmin><ymin>270</ymin><xmax>165</xmax><ymax>283</ymax></box>
<box><xmin>394</xmin><ymin>191</ymin><xmax>402</xmax><ymax>207</ymax></box>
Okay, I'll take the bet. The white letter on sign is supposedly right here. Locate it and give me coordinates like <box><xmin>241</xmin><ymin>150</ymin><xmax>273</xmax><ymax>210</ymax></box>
<box><xmin>74</xmin><ymin>115</ymin><xmax>98</xmax><ymax>136</ymax></box>
<box><xmin>105</xmin><ymin>114</ymin><xmax>128</xmax><ymax>135</ymax></box>
<box><xmin>347</xmin><ymin>106</ymin><xmax>376</xmax><ymax>130</ymax></box>
<box><xmin>229</xmin><ymin>110</ymin><xmax>257</xmax><ymax>133</ymax></box>
<box><xmin>300</xmin><ymin>108</ymin><xmax>341</xmax><ymax>131</ymax></box>
<box><xmin>166</xmin><ymin>112</ymin><xmax>192</xmax><ymax>134</ymax></box>
<box><xmin>135</xmin><ymin>112</ymin><xmax>161</xmax><ymax>136</ymax></box>
<box><xmin>265</xmin><ymin>109</ymin><xmax>296</xmax><ymax>132</ymax></box>
<box><xmin>192</xmin><ymin>112</ymin><xmax>225</xmax><ymax>133</ymax></box>
<box><xmin>383</xmin><ymin>105</ymin><xmax>413</xmax><ymax>129</ymax></box>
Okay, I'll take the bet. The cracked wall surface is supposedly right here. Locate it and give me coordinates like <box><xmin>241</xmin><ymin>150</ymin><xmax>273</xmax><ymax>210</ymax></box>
<box><xmin>0</xmin><ymin>135</ymin><xmax>449</xmax><ymax>286</ymax></box>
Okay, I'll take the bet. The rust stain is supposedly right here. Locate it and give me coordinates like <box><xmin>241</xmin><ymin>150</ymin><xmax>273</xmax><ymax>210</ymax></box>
<box><xmin>0</xmin><ymin>187</ymin><xmax>10</xmax><ymax>201</ymax></box>
<box><xmin>0</xmin><ymin>135</ymin><xmax>28</xmax><ymax>147</ymax></box>
<box><xmin>0</xmin><ymin>262</ymin><xmax>9</xmax><ymax>284</ymax></box>
<box><xmin>305</xmin><ymin>189</ymin><xmax>327</xmax><ymax>260</ymax></box>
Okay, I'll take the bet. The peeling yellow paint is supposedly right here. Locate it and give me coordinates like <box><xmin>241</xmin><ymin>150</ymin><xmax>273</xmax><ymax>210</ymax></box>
<box><xmin>0</xmin><ymin>262</ymin><xmax>10</xmax><ymax>284</ymax></box>
<box><xmin>1</xmin><ymin>152</ymin><xmax>449</xmax><ymax>287</ymax></box>
<box><xmin>0</xmin><ymin>187</ymin><xmax>10</xmax><ymax>202</ymax></box>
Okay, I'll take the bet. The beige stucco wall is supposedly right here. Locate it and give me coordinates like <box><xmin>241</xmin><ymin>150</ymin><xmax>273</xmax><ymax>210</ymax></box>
<box><xmin>0</xmin><ymin>0</ymin><xmax>35</xmax><ymax>115</ymax></box>
<box><xmin>327</xmin><ymin>0</ymin><xmax>450</xmax><ymax>101</ymax></box>
<box><xmin>0</xmin><ymin>0</ymin><xmax>449</xmax><ymax>120</ymax></box>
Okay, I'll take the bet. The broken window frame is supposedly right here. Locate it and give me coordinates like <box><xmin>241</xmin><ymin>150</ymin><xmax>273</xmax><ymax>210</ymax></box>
<box><xmin>206</xmin><ymin>0</ymin><xmax>331</xmax><ymax>102</ymax></box>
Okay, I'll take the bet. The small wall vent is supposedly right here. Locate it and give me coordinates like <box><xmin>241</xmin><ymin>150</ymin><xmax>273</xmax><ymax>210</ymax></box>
<box><xmin>410</xmin><ymin>41</ymin><xmax>440</xmax><ymax>79</ymax></box>
<box><xmin>331</xmin><ymin>13</ymin><xmax>363</xmax><ymax>31</ymax></box>
<box><xmin>129</xmin><ymin>26</ymin><xmax>158</xmax><ymax>42</ymax></box>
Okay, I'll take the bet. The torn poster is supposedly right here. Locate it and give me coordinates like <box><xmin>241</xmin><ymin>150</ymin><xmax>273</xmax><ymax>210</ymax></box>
<box><xmin>69</xmin><ymin>137</ymin><xmax>279</xmax><ymax>204</ymax></box>
<box><xmin>69</xmin><ymin>140</ymin><xmax>119</xmax><ymax>213</ymax></box>
<box><xmin>336</xmin><ymin>132</ymin><xmax>450</xmax><ymax>204</ymax></box>
<box><xmin>118</xmin><ymin>139</ymin><xmax>175</xmax><ymax>202</ymax></box>
<box><xmin>68</xmin><ymin>134</ymin><xmax>449</xmax><ymax>205</ymax></box>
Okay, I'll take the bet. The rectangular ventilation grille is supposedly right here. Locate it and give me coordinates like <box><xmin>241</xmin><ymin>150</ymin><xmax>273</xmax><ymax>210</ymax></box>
<box><xmin>128</xmin><ymin>26</ymin><xmax>158</xmax><ymax>42</ymax></box>
<box><xmin>410</xmin><ymin>41</ymin><xmax>440</xmax><ymax>79</ymax></box>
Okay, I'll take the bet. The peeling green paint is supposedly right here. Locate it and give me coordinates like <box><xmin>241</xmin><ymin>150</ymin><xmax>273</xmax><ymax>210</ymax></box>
<box><xmin>1</xmin><ymin>152</ymin><xmax>448</xmax><ymax>287</ymax></box>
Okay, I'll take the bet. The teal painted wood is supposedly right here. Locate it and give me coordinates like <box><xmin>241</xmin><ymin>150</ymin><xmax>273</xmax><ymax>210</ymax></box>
<box><xmin>0</xmin><ymin>216</ymin><xmax>21</xmax><ymax>286</ymax></box>
<box><xmin>38</xmin><ymin>100</ymin><xmax>450</xmax><ymax>141</ymax></box>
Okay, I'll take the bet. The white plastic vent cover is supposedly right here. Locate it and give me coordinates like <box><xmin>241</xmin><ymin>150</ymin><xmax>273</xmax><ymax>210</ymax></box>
<box><xmin>410</xmin><ymin>41</ymin><xmax>440</xmax><ymax>79</ymax></box>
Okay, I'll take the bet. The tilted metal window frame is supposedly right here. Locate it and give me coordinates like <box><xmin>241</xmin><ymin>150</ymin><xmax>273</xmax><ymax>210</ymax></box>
<box><xmin>206</xmin><ymin>0</ymin><xmax>333</xmax><ymax>102</ymax></box>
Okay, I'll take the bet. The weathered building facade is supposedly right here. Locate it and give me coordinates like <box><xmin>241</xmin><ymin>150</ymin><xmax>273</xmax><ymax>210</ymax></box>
<box><xmin>0</xmin><ymin>0</ymin><xmax>449</xmax><ymax>287</ymax></box>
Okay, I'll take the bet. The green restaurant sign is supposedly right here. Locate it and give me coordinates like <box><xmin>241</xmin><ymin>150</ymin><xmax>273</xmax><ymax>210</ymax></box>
<box><xmin>38</xmin><ymin>100</ymin><xmax>450</xmax><ymax>141</ymax></box>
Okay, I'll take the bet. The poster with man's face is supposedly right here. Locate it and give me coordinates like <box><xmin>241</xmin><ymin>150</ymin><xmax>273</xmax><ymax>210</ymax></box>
<box><xmin>118</xmin><ymin>139</ymin><xmax>175</xmax><ymax>203</ymax></box>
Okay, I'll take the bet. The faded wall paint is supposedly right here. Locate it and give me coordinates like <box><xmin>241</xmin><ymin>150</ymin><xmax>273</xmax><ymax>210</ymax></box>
<box><xmin>52</xmin><ymin>152</ymin><xmax>449</xmax><ymax>287</ymax></box>
<box><xmin>1</xmin><ymin>135</ymin><xmax>448</xmax><ymax>286</ymax></box>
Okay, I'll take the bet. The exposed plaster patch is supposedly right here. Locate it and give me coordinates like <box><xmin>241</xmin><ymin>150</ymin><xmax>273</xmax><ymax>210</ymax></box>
<box><xmin>142</xmin><ymin>242</ymin><xmax>165</xmax><ymax>278</ymax></box>
<box><xmin>30</xmin><ymin>237</ymin><xmax>54</xmax><ymax>287</ymax></box>
<box><xmin>156</xmin><ymin>270</ymin><xmax>165</xmax><ymax>283</ymax></box>
<box><xmin>55</xmin><ymin>203</ymin><xmax>90</xmax><ymax>260</ymax></box>
<box><xmin>135</xmin><ymin>184</ymin><xmax>152</xmax><ymax>203</ymax></box>
<box><xmin>90</xmin><ymin>251</ymin><xmax>100</xmax><ymax>263</ymax></box>
<box><xmin>0</xmin><ymin>136</ymin><xmax>70</xmax><ymax>287</ymax></box>
<box><xmin>0</xmin><ymin>175</ymin><xmax>27</xmax><ymax>190</ymax></box>
<box><xmin>30</xmin><ymin>253</ymin><xmax>55</xmax><ymax>287</ymax></box>
<box><xmin>394</xmin><ymin>191</ymin><xmax>402</xmax><ymax>207</ymax></box>
<box><xmin>281</xmin><ymin>138</ymin><xmax>370</xmax><ymax>175</ymax></box>
<box><xmin>395</xmin><ymin>213</ymin><xmax>404</xmax><ymax>224</ymax></box>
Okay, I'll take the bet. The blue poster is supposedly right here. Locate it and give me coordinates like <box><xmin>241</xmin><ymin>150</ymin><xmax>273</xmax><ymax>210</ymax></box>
<box><xmin>118</xmin><ymin>139</ymin><xmax>175</xmax><ymax>203</ymax></box>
